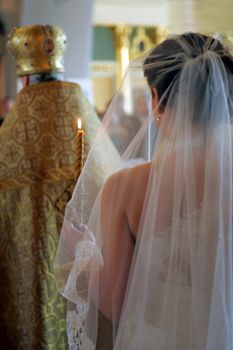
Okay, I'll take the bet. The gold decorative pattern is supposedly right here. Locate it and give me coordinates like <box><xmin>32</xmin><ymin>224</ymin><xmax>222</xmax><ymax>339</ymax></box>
<box><xmin>130</xmin><ymin>27</ymin><xmax>153</xmax><ymax>59</ymax></box>
<box><xmin>114</xmin><ymin>25</ymin><xmax>167</xmax><ymax>86</ymax></box>
<box><xmin>0</xmin><ymin>80</ymin><xmax>100</xmax><ymax>349</ymax></box>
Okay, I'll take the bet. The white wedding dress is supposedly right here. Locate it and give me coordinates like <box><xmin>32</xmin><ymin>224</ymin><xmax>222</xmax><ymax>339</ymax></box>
<box><xmin>114</xmin><ymin>205</ymin><xmax>217</xmax><ymax>350</ymax></box>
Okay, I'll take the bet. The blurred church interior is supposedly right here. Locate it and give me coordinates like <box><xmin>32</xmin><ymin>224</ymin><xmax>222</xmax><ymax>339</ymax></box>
<box><xmin>1</xmin><ymin>0</ymin><xmax>233</xmax><ymax>122</ymax></box>
<box><xmin>1</xmin><ymin>1</ymin><xmax>233</xmax><ymax>349</ymax></box>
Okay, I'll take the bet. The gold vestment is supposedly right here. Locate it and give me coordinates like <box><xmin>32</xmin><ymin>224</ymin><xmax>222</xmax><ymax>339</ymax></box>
<box><xmin>0</xmin><ymin>81</ymin><xmax>100</xmax><ymax>349</ymax></box>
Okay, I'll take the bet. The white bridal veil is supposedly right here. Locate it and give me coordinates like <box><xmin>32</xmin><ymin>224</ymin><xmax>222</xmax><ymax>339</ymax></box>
<box><xmin>54</xmin><ymin>33</ymin><xmax>233</xmax><ymax>350</ymax></box>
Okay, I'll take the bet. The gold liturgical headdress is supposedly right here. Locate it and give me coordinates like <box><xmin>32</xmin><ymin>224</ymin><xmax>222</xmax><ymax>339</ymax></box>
<box><xmin>7</xmin><ymin>24</ymin><xmax>67</xmax><ymax>76</ymax></box>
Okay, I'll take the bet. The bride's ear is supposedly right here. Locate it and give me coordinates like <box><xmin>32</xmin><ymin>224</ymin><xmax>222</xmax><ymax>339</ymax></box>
<box><xmin>151</xmin><ymin>87</ymin><xmax>160</xmax><ymax>111</ymax></box>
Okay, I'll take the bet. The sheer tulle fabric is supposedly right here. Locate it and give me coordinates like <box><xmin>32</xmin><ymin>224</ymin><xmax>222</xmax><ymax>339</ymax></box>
<box><xmin>54</xmin><ymin>34</ymin><xmax>233</xmax><ymax>349</ymax></box>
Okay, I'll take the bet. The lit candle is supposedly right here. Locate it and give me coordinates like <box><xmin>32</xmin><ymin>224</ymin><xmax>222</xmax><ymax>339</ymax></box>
<box><xmin>76</xmin><ymin>118</ymin><xmax>84</xmax><ymax>179</ymax></box>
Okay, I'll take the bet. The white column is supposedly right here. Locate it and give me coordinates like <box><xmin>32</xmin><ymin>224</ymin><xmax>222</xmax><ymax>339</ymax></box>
<box><xmin>1</xmin><ymin>0</ymin><xmax>22</xmax><ymax>98</ymax></box>
<box><xmin>21</xmin><ymin>0</ymin><xmax>94</xmax><ymax>100</ymax></box>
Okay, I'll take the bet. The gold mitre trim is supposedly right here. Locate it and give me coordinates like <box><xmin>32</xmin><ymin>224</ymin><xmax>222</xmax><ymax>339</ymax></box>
<box><xmin>7</xmin><ymin>24</ymin><xmax>67</xmax><ymax>76</ymax></box>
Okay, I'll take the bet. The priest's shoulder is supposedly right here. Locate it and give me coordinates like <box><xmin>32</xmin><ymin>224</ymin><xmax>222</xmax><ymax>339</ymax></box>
<box><xmin>20</xmin><ymin>80</ymin><xmax>82</xmax><ymax>93</ymax></box>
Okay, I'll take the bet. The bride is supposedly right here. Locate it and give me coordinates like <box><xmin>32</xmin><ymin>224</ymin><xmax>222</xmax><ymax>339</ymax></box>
<box><xmin>55</xmin><ymin>32</ymin><xmax>233</xmax><ymax>349</ymax></box>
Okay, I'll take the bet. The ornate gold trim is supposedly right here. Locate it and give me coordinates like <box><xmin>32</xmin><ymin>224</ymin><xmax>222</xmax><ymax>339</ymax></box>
<box><xmin>115</xmin><ymin>25</ymin><xmax>132</xmax><ymax>86</ymax></box>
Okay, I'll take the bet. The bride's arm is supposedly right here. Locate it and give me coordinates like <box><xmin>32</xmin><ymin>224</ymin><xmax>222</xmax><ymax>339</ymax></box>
<box><xmin>98</xmin><ymin>171</ymin><xmax>135</xmax><ymax>322</ymax></box>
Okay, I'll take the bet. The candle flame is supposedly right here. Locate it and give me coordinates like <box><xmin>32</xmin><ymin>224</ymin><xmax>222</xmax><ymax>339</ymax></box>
<box><xmin>77</xmin><ymin>118</ymin><xmax>82</xmax><ymax>130</ymax></box>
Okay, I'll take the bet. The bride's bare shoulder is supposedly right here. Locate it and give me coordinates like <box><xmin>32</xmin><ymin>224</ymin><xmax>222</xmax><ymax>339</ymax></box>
<box><xmin>102</xmin><ymin>162</ymin><xmax>151</xmax><ymax>195</ymax></box>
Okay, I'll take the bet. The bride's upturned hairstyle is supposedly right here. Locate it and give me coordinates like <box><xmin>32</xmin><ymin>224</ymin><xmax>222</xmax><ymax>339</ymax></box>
<box><xmin>143</xmin><ymin>32</ymin><xmax>233</xmax><ymax>124</ymax></box>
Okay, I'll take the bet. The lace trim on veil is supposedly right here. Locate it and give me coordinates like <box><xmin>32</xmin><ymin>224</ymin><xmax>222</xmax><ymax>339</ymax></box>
<box><xmin>67</xmin><ymin>308</ymin><xmax>95</xmax><ymax>350</ymax></box>
<box><xmin>60</xmin><ymin>224</ymin><xmax>103</xmax><ymax>350</ymax></box>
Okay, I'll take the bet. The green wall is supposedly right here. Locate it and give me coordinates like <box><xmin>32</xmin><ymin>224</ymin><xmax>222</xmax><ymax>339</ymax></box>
<box><xmin>92</xmin><ymin>26</ymin><xmax>116</xmax><ymax>61</ymax></box>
